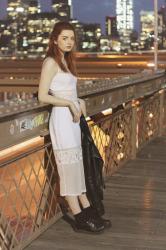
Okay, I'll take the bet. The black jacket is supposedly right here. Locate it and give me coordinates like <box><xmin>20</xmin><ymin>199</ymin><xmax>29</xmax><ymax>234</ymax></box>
<box><xmin>80</xmin><ymin>115</ymin><xmax>105</xmax><ymax>216</ymax></box>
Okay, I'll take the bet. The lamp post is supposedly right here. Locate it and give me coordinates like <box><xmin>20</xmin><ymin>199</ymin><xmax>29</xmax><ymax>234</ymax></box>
<box><xmin>154</xmin><ymin>0</ymin><xmax>158</xmax><ymax>72</ymax></box>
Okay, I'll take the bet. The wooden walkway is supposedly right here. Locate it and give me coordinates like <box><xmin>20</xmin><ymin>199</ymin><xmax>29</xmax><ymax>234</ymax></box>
<box><xmin>26</xmin><ymin>136</ymin><xmax>166</xmax><ymax>250</ymax></box>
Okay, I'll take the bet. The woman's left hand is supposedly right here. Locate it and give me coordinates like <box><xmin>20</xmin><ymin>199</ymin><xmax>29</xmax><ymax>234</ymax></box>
<box><xmin>78</xmin><ymin>98</ymin><xmax>87</xmax><ymax>117</ymax></box>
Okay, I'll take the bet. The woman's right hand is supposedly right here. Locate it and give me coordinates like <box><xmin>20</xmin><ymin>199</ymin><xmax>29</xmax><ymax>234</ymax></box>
<box><xmin>69</xmin><ymin>102</ymin><xmax>81</xmax><ymax>123</ymax></box>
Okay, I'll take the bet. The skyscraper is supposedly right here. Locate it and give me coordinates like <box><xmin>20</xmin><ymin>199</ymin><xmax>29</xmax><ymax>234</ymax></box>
<box><xmin>24</xmin><ymin>0</ymin><xmax>41</xmax><ymax>14</ymax></box>
<box><xmin>7</xmin><ymin>0</ymin><xmax>25</xmax><ymax>20</ymax></box>
<box><xmin>68</xmin><ymin>0</ymin><xmax>73</xmax><ymax>19</ymax></box>
<box><xmin>7</xmin><ymin>0</ymin><xmax>28</xmax><ymax>54</ymax></box>
<box><xmin>140</xmin><ymin>11</ymin><xmax>154</xmax><ymax>48</ymax></box>
<box><xmin>105</xmin><ymin>16</ymin><xmax>118</xmax><ymax>37</ymax></box>
<box><xmin>6</xmin><ymin>0</ymin><xmax>41</xmax><ymax>55</ymax></box>
<box><xmin>52</xmin><ymin>0</ymin><xmax>71</xmax><ymax>21</ymax></box>
<box><xmin>140</xmin><ymin>11</ymin><xmax>163</xmax><ymax>50</ymax></box>
<box><xmin>116</xmin><ymin>0</ymin><xmax>134</xmax><ymax>49</ymax></box>
<box><xmin>159</xmin><ymin>2</ymin><xmax>166</xmax><ymax>48</ymax></box>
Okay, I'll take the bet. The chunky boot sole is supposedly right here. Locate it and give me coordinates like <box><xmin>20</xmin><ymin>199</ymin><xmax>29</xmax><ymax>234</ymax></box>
<box><xmin>72</xmin><ymin>224</ymin><xmax>105</xmax><ymax>234</ymax></box>
<box><xmin>87</xmin><ymin>207</ymin><xmax>112</xmax><ymax>230</ymax></box>
<box><xmin>102</xmin><ymin>219</ymin><xmax>112</xmax><ymax>229</ymax></box>
<box><xmin>74</xmin><ymin>210</ymin><xmax>105</xmax><ymax>234</ymax></box>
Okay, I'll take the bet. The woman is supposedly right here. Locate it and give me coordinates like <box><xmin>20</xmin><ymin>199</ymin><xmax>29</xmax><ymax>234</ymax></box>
<box><xmin>38</xmin><ymin>21</ymin><xmax>108</xmax><ymax>234</ymax></box>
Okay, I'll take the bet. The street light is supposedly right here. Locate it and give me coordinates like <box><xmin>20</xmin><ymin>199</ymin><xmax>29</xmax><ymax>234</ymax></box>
<box><xmin>154</xmin><ymin>0</ymin><xmax>158</xmax><ymax>72</ymax></box>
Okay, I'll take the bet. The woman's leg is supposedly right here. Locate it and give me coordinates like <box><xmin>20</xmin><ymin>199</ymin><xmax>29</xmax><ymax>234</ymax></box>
<box><xmin>78</xmin><ymin>193</ymin><xmax>111</xmax><ymax>229</ymax></box>
<box><xmin>65</xmin><ymin>196</ymin><xmax>81</xmax><ymax>215</ymax></box>
<box><xmin>65</xmin><ymin>195</ymin><xmax>104</xmax><ymax>233</ymax></box>
<box><xmin>78</xmin><ymin>193</ymin><xmax>90</xmax><ymax>208</ymax></box>
<box><xmin>65</xmin><ymin>194</ymin><xmax>104</xmax><ymax>233</ymax></box>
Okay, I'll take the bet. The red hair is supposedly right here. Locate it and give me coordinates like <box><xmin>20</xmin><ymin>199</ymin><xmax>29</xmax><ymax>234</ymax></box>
<box><xmin>46</xmin><ymin>21</ymin><xmax>77</xmax><ymax>76</ymax></box>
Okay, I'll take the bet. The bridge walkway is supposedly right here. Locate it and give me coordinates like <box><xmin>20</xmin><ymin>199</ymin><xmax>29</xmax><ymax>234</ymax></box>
<box><xmin>26</xmin><ymin>135</ymin><xmax>166</xmax><ymax>250</ymax></box>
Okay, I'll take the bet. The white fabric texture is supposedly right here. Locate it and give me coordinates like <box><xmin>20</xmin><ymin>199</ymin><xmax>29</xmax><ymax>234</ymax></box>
<box><xmin>49</xmin><ymin>70</ymin><xmax>86</xmax><ymax>196</ymax></box>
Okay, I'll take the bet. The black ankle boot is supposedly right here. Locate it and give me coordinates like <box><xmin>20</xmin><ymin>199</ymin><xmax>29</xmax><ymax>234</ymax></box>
<box><xmin>74</xmin><ymin>211</ymin><xmax>104</xmax><ymax>234</ymax></box>
<box><xmin>83</xmin><ymin>206</ymin><xmax>112</xmax><ymax>229</ymax></box>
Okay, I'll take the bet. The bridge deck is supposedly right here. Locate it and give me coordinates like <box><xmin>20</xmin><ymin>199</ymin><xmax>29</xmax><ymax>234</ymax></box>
<box><xmin>26</xmin><ymin>135</ymin><xmax>166</xmax><ymax>250</ymax></box>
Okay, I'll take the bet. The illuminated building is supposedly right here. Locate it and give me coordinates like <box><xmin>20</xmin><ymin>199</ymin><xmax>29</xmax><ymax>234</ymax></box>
<box><xmin>100</xmin><ymin>36</ymin><xmax>111</xmax><ymax>52</ymax></box>
<box><xmin>140</xmin><ymin>11</ymin><xmax>163</xmax><ymax>50</ymax></box>
<box><xmin>24</xmin><ymin>0</ymin><xmax>41</xmax><ymax>14</ymax></box>
<box><xmin>116</xmin><ymin>0</ymin><xmax>134</xmax><ymax>50</ymax></box>
<box><xmin>7</xmin><ymin>0</ymin><xmax>25</xmax><ymax>20</ymax></box>
<box><xmin>158</xmin><ymin>3</ymin><xmax>166</xmax><ymax>48</ymax></box>
<box><xmin>70</xmin><ymin>19</ymin><xmax>84</xmax><ymax>51</ymax></box>
<box><xmin>100</xmin><ymin>35</ymin><xmax>121</xmax><ymax>52</ymax></box>
<box><xmin>1</xmin><ymin>0</ymin><xmax>102</xmax><ymax>55</ymax></box>
<box><xmin>52</xmin><ymin>0</ymin><xmax>71</xmax><ymax>21</ymax></box>
<box><xmin>7</xmin><ymin>0</ymin><xmax>28</xmax><ymax>55</ymax></box>
<box><xmin>27</xmin><ymin>13</ymin><xmax>61</xmax><ymax>57</ymax></box>
<box><xmin>140</xmin><ymin>11</ymin><xmax>154</xmax><ymax>46</ymax></box>
<box><xmin>68</xmin><ymin>0</ymin><xmax>73</xmax><ymax>19</ymax></box>
<box><xmin>102</xmin><ymin>16</ymin><xmax>119</xmax><ymax>52</ymax></box>
<box><xmin>105</xmin><ymin>16</ymin><xmax>118</xmax><ymax>37</ymax></box>
<box><xmin>5</xmin><ymin>0</ymin><xmax>43</xmax><ymax>56</ymax></box>
<box><xmin>70</xmin><ymin>20</ymin><xmax>101</xmax><ymax>52</ymax></box>
<box><xmin>7</xmin><ymin>0</ymin><xmax>40</xmax><ymax>18</ymax></box>
<box><xmin>0</xmin><ymin>20</ymin><xmax>13</xmax><ymax>55</ymax></box>
<box><xmin>81</xmin><ymin>24</ymin><xmax>101</xmax><ymax>52</ymax></box>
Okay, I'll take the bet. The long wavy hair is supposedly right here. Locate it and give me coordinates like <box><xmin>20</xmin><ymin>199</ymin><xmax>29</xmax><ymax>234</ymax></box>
<box><xmin>46</xmin><ymin>21</ymin><xmax>77</xmax><ymax>76</ymax></box>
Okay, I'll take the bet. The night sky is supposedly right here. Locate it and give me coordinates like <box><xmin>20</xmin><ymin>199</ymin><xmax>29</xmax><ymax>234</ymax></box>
<box><xmin>0</xmin><ymin>0</ymin><xmax>165</xmax><ymax>32</ymax></box>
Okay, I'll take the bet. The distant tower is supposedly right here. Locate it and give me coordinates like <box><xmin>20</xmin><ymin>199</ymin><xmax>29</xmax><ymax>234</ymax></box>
<box><xmin>68</xmin><ymin>0</ymin><xmax>73</xmax><ymax>19</ymax></box>
<box><xmin>116</xmin><ymin>0</ymin><xmax>134</xmax><ymax>49</ymax></box>
<box><xmin>7</xmin><ymin>0</ymin><xmax>28</xmax><ymax>55</ymax></box>
<box><xmin>105</xmin><ymin>16</ymin><xmax>118</xmax><ymax>37</ymax></box>
<box><xmin>52</xmin><ymin>0</ymin><xmax>71</xmax><ymax>21</ymax></box>
<box><xmin>139</xmin><ymin>11</ymin><xmax>154</xmax><ymax>49</ymax></box>
<box><xmin>25</xmin><ymin>0</ymin><xmax>41</xmax><ymax>14</ymax></box>
<box><xmin>7</xmin><ymin>0</ymin><xmax>23</xmax><ymax>20</ymax></box>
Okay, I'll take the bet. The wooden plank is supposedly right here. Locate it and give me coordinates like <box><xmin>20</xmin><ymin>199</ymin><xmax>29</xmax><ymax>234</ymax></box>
<box><xmin>25</xmin><ymin>136</ymin><xmax>166</xmax><ymax>250</ymax></box>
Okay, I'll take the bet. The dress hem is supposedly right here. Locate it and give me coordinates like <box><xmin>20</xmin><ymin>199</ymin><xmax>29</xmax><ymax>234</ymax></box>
<box><xmin>60</xmin><ymin>190</ymin><xmax>87</xmax><ymax>197</ymax></box>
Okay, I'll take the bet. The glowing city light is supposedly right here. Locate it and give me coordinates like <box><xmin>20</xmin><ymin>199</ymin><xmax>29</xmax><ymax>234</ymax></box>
<box><xmin>16</xmin><ymin>7</ymin><xmax>24</xmax><ymax>12</ymax></box>
<box><xmin>116</xmin><ymin>0</ymin><xmax>134</xmax><ymax>34</ymax></box>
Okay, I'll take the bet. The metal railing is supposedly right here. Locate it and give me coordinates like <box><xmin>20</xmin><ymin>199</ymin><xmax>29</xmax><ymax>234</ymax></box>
<box><xmin>0</xmin><ymin>71</ymin><xmax>166</xmax><ymax>249</ymax></box>
<box><xmin>89</xmin><ymin>89</ymin><xmax>166</xmax><ymax>176</ymax></box>
<box><xmin>0</xmin><ymin>141</ymin><xmax>61</xmax><ymax>250</ymax></box>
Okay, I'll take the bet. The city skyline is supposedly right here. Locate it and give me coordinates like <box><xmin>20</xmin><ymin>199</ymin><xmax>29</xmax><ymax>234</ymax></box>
<box><xmin>0</xmin><ymin>0</ymin><xmax>165</xmax><ymax>33</ymax></box>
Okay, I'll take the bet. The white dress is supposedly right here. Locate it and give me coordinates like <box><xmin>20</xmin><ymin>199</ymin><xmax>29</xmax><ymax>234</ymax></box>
<box><xmin>49</xmin><ymin>68</ymin><xmax>86</xmax><ymax>196</ymax></box>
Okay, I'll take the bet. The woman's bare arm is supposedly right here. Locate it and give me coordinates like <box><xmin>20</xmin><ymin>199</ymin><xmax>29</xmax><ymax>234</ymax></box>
<box><xmin>38</xmin><ymin>57</ymin><xmax>71</xmax><ymax>107</ymax></box>
<box><xmin>38</xmin><ymin>57</ymin><xmax>81</xmax><ymax>122</ymax></box>
<box><xmin>78</xmin><ymin>98</ymin><xmax>87</xmax><ymax>117</ymax></box>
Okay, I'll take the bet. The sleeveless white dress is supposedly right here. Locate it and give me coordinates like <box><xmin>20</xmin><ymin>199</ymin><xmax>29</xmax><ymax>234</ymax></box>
<box><xmin>49</xmin><ymin>68</ymin><xmax>86</xmax><ymax>196</ymax></box>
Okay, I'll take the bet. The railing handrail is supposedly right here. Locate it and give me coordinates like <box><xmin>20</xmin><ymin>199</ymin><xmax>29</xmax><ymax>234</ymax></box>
<box><xmin>0</xmin><ymin>141</ymin><xmax>51</xmax><ymax>169</ymax></box>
